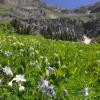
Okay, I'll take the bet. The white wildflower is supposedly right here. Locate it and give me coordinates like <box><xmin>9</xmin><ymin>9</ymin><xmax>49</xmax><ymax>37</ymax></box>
<box><xmin>13</xmin><ymin>75</ymin><xmax>26</xmax><ymax>83</ymax></box>
<box><xmin>3</xmin><ymin>66</ymin><xmax>13</xmax><ymax>76</ymax></box>
<box><xmin>19</xmin><ymin>84</ymin><xmax>25</xmax><ymax>92</ymax></box>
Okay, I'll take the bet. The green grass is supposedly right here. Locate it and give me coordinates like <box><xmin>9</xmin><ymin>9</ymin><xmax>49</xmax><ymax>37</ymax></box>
<box><xmin>0</xmin><ymin>29</ymin><xmax>100</xmax><ymax>100</ymax></box>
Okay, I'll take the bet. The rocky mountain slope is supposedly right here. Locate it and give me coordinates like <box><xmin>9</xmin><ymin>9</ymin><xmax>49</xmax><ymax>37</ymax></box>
<box><xmin>0</xmin><ymin>0</ymin><xmax>100</xmax><ymax>41</ymax></box>
<box><xmin>0</xmin><ymin>0</ymin><xmax>40</xmax><ymax>5</ymax></box>
<box><xmin>73</xmin><ymin>2</ymin><xmax>100</xmax><ymax>13</ymax></box>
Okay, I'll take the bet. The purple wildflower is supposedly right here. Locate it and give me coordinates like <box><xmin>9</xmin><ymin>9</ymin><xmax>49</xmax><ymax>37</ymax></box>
<box><xmin>39</xmin><ymin>78</ymin><xmax>56</xmax><ymax>98</ymax></box>
<box><xmin>47</xmin><ymin>66</ymin><xmax>54</xmax><ymax>72</ymax></box>
<box><xmin>39</xmin><ymin>79</ymin><xmax>48</xmax><ymax>89</ymax></box>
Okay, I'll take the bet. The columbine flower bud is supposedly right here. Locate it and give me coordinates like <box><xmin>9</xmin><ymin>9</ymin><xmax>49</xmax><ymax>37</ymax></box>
<box><xmin>48</xmin><ymin>66</ymin><xmax>54</xmax><ymax>72</ymax></box>
<box><xmin>84</xmin><ymin>87</ymin><xmax>88</xmax><ymax>96</ymax></box>
<box><xmin>19</xmin><ymin>84</ymin><xmax>25</xmax><ymax>92</ymax></box>
<box><xmin>8</xmin><ymin>81</ymin><xmax>13</xmax><ymax>87</ymax></box>
<box><xmin>46</xmin><ymin>66</ymin><xmax>54</xmax><ymax>76</ymax></box>
<box><xmin>63</xmin><ymin>89</ymin><xmax>68</xmax><ymax>96</ymax></box>
<box><xmin>0</xmin><ymin>79</ymin><xmax>2</xmax><ymax>85</ymax></box>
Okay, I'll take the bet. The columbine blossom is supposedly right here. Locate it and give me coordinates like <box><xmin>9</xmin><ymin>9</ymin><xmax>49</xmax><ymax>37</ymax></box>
<box><xmin>44</xmin><ymin>85</ymin><xmax>56</xmax><ymax>98</ymax></box>
<box><xmin>39</xmin><ymin>79</ymin><xmax>56</xmax><ymax>98</ymax></box>
<box><xmin>46</xmin><ymin>85</ymin><xmax>54</xmax><ymax>94</ymax></box>
<box><xmin>39</xmin><ymin>79</ymin><xmax>48</xmax><ymax>89</ymax></box>
<box><xmin>13</xmin><ymin>75</ymin><xmax>26</xmax><ymax>83</ymax></box>
<box><xmin>2</xmin><ymin>66</ymin><xmax>13</xmax><ymax>76</ymax></box>
<box><xmin>8</xmin><ymin>75</ymin><xmax>26</xmax><ymax>91</ymax></box>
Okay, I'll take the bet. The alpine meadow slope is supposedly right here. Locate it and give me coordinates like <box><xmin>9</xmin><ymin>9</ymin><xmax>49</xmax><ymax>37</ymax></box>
<box><xmin>0</xmin><ymin>27</ymin><xmax>100</xmax><ymax>99</ymax></box>
<box><xmin>0</xmin><ymin>0</ymin><xmax>100</xmax><ymax>99</ymax></box>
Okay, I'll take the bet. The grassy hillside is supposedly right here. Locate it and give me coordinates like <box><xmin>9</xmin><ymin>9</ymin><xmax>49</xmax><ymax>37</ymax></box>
<box><xmin>0</xmin><ymin>29</ymin><xmax>100</xmax><ymax>100</ymax></box>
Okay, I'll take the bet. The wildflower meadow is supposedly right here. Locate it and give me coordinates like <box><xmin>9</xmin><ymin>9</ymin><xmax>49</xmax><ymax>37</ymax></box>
<box><xmin>0</xmin><ymin>29</ymin><xmax>100</xmax><ymax>100</ymax></box>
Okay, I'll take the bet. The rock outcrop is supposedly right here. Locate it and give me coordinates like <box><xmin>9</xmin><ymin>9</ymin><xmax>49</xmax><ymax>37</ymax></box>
<box><xmin>84</xmin><ymin>18</ymin><xmax>100</xmax><ymax>38</ymax></box>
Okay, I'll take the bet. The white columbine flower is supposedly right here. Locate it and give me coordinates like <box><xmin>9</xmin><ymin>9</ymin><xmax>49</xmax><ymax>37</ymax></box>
<box><xmin>19</xmin><ymin>84</ymin><xmax>25</xmax><ymax>92</ymax></box>
<box><xmin>84</xmin><ymin>87</ymin><xmax>88</xmax><ymax>96</ymax></box>
<box><xmin>2</xmin><ymin>66</ymin><xmax>13</xmax><ymax>76</ymax></box>
<box><xmin>13</xmin><ymin>75</ymin><xmax>26</xmax><ymax>83</ymax></box>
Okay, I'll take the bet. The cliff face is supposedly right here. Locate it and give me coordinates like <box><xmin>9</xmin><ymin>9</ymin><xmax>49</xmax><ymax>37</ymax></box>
<box><xmin>0</xmin><ymin>0</ymin><xmax>100</xmax><ymax>41</ymax></box>
<box><xmin>11</xmin><ymin>17</ymin><xmax>100</xmax><ymax>41</ymax></box>
<box><xmin>11</xmin><ymin>18</ymin><xmax>84</xmax><ymax>41</ymax></box>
